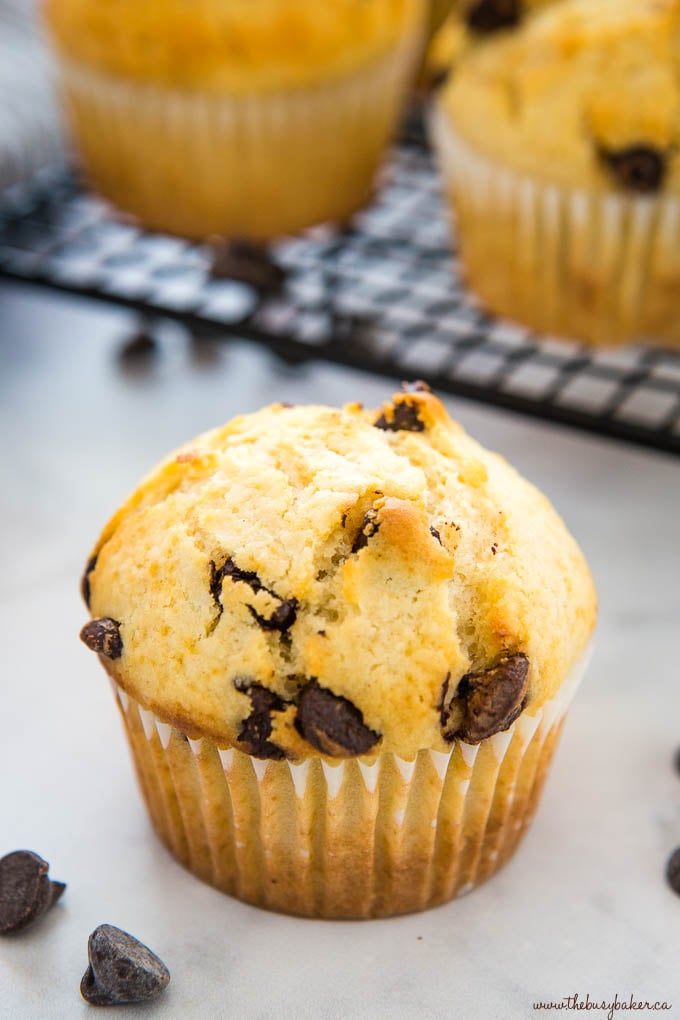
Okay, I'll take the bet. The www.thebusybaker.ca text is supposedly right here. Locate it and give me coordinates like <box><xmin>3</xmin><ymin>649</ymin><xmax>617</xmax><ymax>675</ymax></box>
<box><xmin>533</xmin><ymin>993</ymin><xmax>672</xmax><ymax>1020</ymax></box>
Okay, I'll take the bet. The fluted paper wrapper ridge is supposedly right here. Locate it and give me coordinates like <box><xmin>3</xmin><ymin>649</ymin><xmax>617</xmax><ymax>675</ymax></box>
<box><xmin>111</xmin><ymin>653</ymin><xmax>588</xmax><ymax>919</ymax></box>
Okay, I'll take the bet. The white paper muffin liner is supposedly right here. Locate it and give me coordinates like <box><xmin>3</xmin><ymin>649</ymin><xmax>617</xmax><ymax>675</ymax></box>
<box><xmin>53</xmin><ymin>31</ymin><xmax>422</xmax><ymax>241</ymax></box>
<box><xmin>431</xmin><ymin>109</ymin><xmax>680</xmax><ymax>347</ymax></box>
<box><xmin>111</xmin><ymin>648</ymin><xmax>590</xmax><ymax>919</ymax></box>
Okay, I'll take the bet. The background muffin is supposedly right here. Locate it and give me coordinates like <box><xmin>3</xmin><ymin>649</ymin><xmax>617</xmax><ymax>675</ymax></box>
<box><xmin>431</xmin><ymin>0</ymin><xmax>680</xmax><ymax>345</ymax></box>
<box><xmin>44</xmin><ymin>0</ymin><xmax>425</xmax><ymax>240</ymax></box>
<box><xmin>79</xmin><ymin>384</ymin><xmax>596</xmax><ymax>919</ymax></box>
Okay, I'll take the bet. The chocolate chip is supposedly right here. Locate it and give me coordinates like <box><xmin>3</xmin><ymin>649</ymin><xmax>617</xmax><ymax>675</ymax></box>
<box><xmin>81</xmin><ymin>554</ymin><xmax>98</xmax><ymax>609</ymax></box>
<box><xmin>466</xmin><ymin>0</ymin><xmax>520</xmax><ymax>32</ymax></box>
<box><xmin>0</xmin><ymin>851</ymin><xmax>65</xmax><ymax>934</ymax></box>
<box><xmin>212</xmin><ymin>557</ymin><xmax>297</xmax><ymax>633</ymax></box>
<box><xmin>444</xmin><ymin>652</ymin><xmax>529</xmax><ymax>744</ymax></box>
<box><xmin>247</xmin><ymin>598</ymin><xmax>298</xmax><ymax>632</ymax></box>
<box><xmin>296</xmin><ymin>681</ymin><xmax>380</xmax><ymax>757</ymax></box>
<box><xmin>80</xmin><ymin>618</ymin><xmax>123</xmax><ymax>659</ymax></box>
<box><xmin>430</xmin><ymin>526</ymin><xmax>442</xmax><ymax>545</ymax></box>
<box><xmin>236</xmin><ymin>683</ymin><xmax>287</xmax><ymax>760</ymax></box>
<box><xmin>351</xmin><ymin>510</ymin><xmax>381</xmax><ymax>554</ymax></box>
<box><xmin>209</xmin><ymin>239</ymin><xmax>286</xmax><ymax>294</ymax></box>
<box><xmin>599</xmin><ymin>146</ymin><xmax>667</xmax><ymax>193</ymax></box>
<box><xmin>438</xmin><ymin>673</ymin><xmax>451</xmax><ymax>729</ymax></box>
<box><xmin>374</xmin><ymin>400</ymin><xmax>426</xmax><ymax>433</ymax></box>
<box><xmin>666</xmin><ymin>847</ymin><xmax>680</xmax><ymax>897</ymax></box>
<box><xmin>80</xmin><ymin>924</ymin><xmax>170</xmax><ymax>1006</ymax></box>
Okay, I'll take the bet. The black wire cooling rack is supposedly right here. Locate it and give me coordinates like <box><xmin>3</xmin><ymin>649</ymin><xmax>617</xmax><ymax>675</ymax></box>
<box><xmin>1</xmin><ymin>143</ymin><xmax>680</xmax><ymax>456</ymax></box>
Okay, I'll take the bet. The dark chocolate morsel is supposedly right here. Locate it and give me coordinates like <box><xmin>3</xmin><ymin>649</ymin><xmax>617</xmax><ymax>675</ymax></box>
<box><xmin>351</xmin><ymin>509</ymin><xmax>381</xmax><ymax>554</ymax></box>
<box><xmin>209</xmin><ymin>239</ymin><xmax>286</xmax><ymax>294</ymax></box>
<box><xmin>444</xmin><ymin>652</ymin><xmax>530</xmax><ymax>744</ymax></box>
<box><xmin>599</xmin><ymin>146</ymin><xmax>667</xmax><ymax>193</ymax></box>
<box><xmin>248</xmin><ymin>598</ymin><xmax>298</xmax><ymax>633</ymax></box>
<box><xmin>374</xmin><ymin>400</ymin><xmax>426</xmax><ymax>433</ymax></box>
<box><xmin>430</xmin><ymin>526</ymin><xmax>442</xmax><ymax>545</ymax></box>
<box><xmin>0</xmin><ymin>851</ymin><xmax>66</xmax><ymax>934</ymax></box>
<box><xmin>438</xmin><ymin>673</ymin><xmax>451</xmax><ymax>730</ymax></box>
<box><xmin>667</xmin><ymin>848</ymin><xmax>680</xmax><ymax>897</ymax></box>
<box><xmin>80</xmin><ymin>924</ymin><xmax>170</xmax><ymax>1006</ymax></box>
<box><xmin>466</xmin><ymin>0</ymin><xmax>520</xmax><ymax>33</ymax></box>
<box><xmin>80</xmin><ymin>618</ymin><xmax>123</xmax><ymax>659</ymax></box>
<box><xmin>81</xmin><ymin>554</ymin><xmax>98</xmax><ymax>609</ymax></box>
<box><xmin>295</xmin><ymin>681</ymin><xmax>380</xmax><ymax>757</ymax></box>
<box><xmin>211</xmin><ymin>557</ymin><xmax>297</xmax><ymax>633</ymax></box>
<box><xmin>237</xmin><ymin>684</ymin><xmax>287</xmax><ymax>760</ymax></box>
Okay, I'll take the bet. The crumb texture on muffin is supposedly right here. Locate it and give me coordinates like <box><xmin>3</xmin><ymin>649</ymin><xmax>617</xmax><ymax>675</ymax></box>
<box><xmin>44</xmin><ymin>0</ymin><xmax>425</xmax><ymax>91</ymax></box>
<box><xmin>82</xmin><ymin>385</ymin><xmax>596</xmax><ymax>759</ymax></box>
<box><xmin>439</xmin><ymin>0</ymin><xmax>680</xmax><ymax>189</ymax></box>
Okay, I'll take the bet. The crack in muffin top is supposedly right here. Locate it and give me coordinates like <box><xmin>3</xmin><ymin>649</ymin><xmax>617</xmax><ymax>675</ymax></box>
<box><xmin>81</xmin><ymin>385</ymin><xmax>596</xmax><ymax>759</ymax></box>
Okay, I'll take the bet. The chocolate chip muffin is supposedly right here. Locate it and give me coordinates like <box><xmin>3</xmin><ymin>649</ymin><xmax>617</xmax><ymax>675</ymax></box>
<box><xmin>44</xmin><ymin>0</ymin><xmax>425</xmax><ymax>240</ymax></box>
<box><xmin>80</xmin><ymin>384</ymin><xmax>596</xmax><ymax>918</ymax></box>
<box><xmin>431</xmin><ymin>0</ymin><xmax>680</xmax><ymax>345</ymax></box>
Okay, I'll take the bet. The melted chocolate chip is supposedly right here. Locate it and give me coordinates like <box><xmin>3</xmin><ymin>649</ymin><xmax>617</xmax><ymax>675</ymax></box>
<box><xmin>466</xmin><ymin>0</ymin><xmax>520</xmax><ymax>32</ymax></box>
<box><xmin>209</xmin><ymin>239</ymin><xmax>286</xmax><ymax>294</ymax></box>
<box><xmin>295</xmin><ymin>681</ymin><xmax>380</xmax><ymax>757</ymax></box>
<box><xmin>248</xmin><ymin>598</ymin><xmax>298</xmax><ymax>633</ymax></box>
<box><xmin>80</xmin><ymin>618</ymin><xmax>123</xmax><ymax>659</ymax></box>
<box><xmin>374</xmin><ymin>400</ymin><xmax>426</xmax><ymax>433</ymax></box>
<box><xmin>430</xmin><ymin>526</ymin><xmax>442</xmax><ymax>545</ymax></box>
<box><xmin>0</xmin><ymin>851</ymin><xmax>65</xmax><ymax>934</ymax></box>
<box><xmin>80</xmin><ymin>554</ymin><xmax>98</xmax><ymax>609</ymax></box>
<box><xmin>438</xmin><ymin>673</ymin><xmax>451</xmax><ymax>730</ymax></box>
<box><xmin>444</xmin><ymin>653</ymin><xmax>529</xmax><ymax>744</ymax></box>
<box><xmin>237</xmin><ymin>684</ymin><xmax>287</xmax><ymax>760</ymax></box>
<box><xmin>211</xmin><ymin>557</ymin><xmax>298</xmax><ymax>633</ymax></box>
<box><xmin>351</xmin><ymin>510</ymin><xmax>381</xmax><ymax>554</ymax></box>
<box><xmin>80</xmin><ymin>924</ymin><xmax>170</xmax><ymax>1006</ymax></box>
<box><xmin>600</xmin><ymin>146</ymin><xmax>667</xmax><ymax>193</ymax></box>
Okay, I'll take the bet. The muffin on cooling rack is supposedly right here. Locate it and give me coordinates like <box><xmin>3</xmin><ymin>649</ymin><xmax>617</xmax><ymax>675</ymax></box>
<box><xmin>79</xmin><ymin>383</ymin><xmax>596</xmax><ymax>919</ymax></box>
<box><xmin>43</xmin><ymin>0</ymin><xmax>425</xmax><ymax>240</ymax></box>
<box><xmin>431</xmin><ymin>0</ymin><xmax>680</xmax><ymax>346</ymax></box>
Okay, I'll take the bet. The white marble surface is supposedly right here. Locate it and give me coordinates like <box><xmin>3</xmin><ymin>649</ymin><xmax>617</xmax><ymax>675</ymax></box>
<box><xmin>1</xmin><ymin>282</ymin><xmax>679</xmax><ymax>1019</ymax></box>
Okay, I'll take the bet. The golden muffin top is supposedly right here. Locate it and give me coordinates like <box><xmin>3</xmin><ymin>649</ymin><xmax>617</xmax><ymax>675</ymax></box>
<box><xmin>438</xmin><ymin>0</ymin><xmax>680</xmax><ymax>191</ymax></box>
<box><xmin>44</xmin><ymin>0</ymin><xmax>425</xmax><ymax>92</ymax></box>
<box><xmin>79</xmin><ymin>385</ymin><xmax>596</xmax><ymax>761</ymax></box>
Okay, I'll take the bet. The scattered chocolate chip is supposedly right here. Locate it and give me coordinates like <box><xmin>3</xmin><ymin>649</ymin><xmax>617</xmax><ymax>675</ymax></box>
<box><xmin>666</xmin><ymin>848</ymin><xmax>680</xmax><ymax>896</ymax></box>
<box><xmin>444</xmin><ymin>653</ymin><xmax>530</xmax><ymax>744</ymax></box>
<box><xmin>430</xmin><ymin>526</ymin><xmax>442</xmax><ymax>545</ymax></box>
<box><xmin>80</xmin><ymin>924</ymin><xmax>170</xmax><ymax>1006</ymax></box>
<box><xmin>220</xmin><ymin>557</ymin><xmax>263</xmax><ymax>593</ymax></box>
<box><xmin>491</xmin><ymin>543</ymin><xmax>498</xmax><ymax>555</ymax></box>
<box><xmin>351</xmin><ymin>510</ymin><xmax>381</xmax><ymax>554</ymax></box>
<box><xmin>80</xmin><ymin>618</ymin><xmax>123</xmax><ymax>659</ymax></box>
<box><xmin>296</xmin><ymin>681</ymin><xmax>380</xmax><ymax>757</ymax></box>
<box><xmin>209</xmin><ymin>239</ymin><xmax>286</xmax><ymax>294</ymax></box>
<box><xmin>236</xmin><ymin>683</ymin><xmax>287</xmax><ymax>760</ymax></box>
<box><xmin>0</xmin><ymin>851</ymin><xmax>65</xmax><ymax>934</ymax></box>
<box><xmin>599</xmin><ymin>146</ymin><xmax>667</xmax><ymax>193</ymax></box>
<box><xmin>248</xmin><ymin>598</ymin><xmax>298</xmax><ymax>633</ymax></box>
<box><xmin>81</xmin><ymin>554</ymin><xmax>98</xmax><ymax>609</ymax></box>
<box><xmin>466</xmin><ymin>0</ymin><xmax>520</xmax><ymax>33</ymax></box>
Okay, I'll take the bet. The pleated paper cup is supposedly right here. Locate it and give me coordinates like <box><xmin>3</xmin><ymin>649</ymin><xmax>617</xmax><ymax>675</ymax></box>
<box><xmin>52</xmin><ymin>31</ymin><xmax>422</xmax><ymax>242</ymax></box>
<box><xmin>111</xmin><ymin>650</ymin><xmax>589</xmax><ymax>919</ymax></box>
<box><xmin>431</xmin><ymin>109</ymin><xmax>680</xmax><ymax>347</ymax></box>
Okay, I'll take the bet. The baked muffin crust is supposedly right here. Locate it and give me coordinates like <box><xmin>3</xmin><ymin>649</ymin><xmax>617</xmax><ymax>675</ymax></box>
<box><xmin>81</xmin><ymin>386</ymin><xmax>596</xmax><ymax>759</ymax></box>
